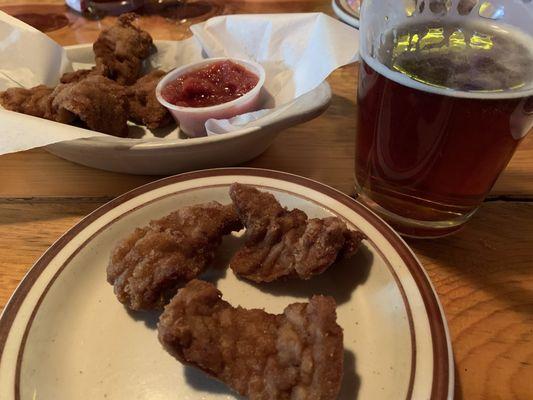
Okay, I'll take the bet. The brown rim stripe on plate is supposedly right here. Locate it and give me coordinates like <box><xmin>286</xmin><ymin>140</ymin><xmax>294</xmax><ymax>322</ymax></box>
<box><xmin>0</xmin><ymin>168</ymin><xmax>450</xmax><ymax>399</ymax></box>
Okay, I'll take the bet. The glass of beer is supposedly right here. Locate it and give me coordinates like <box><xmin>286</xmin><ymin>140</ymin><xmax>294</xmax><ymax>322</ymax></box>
<box><xmin>355</xmin><ymin>0</ymin><xmax>533</xmax><ymax>237</ymax></box>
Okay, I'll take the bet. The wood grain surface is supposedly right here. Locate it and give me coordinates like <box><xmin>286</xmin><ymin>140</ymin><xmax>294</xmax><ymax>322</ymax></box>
<box><xmin>0</xmin><ymin>1</ymin><xmax>532</xmax><ymax>400</ymax></box>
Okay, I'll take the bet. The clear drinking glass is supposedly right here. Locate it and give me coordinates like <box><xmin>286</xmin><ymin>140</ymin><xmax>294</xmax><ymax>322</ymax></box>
<box><xmin>355</xmin><ymin>0</ymin><xmax>533</xmax><ymax>237</ymax></box>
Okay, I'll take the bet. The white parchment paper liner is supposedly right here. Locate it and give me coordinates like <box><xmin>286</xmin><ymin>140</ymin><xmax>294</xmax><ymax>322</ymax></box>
<box><xmin>0</xmin><ymin>12</ymin><xmax>359</xmax><ymax>154</ymax></box>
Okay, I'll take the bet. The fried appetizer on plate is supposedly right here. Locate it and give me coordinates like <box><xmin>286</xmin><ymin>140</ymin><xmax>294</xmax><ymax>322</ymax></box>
<box><xmin>59</xmin><ymin>64</ymin><xmax>109</xmax><ymax>84</ymax></box>
<box><xmin>93</xmin><ymin>13</ymin><xmax>154</xmax><ymax>85</ymax></box>
<box><xmin>1</xmin><ymin>75</ymin><xmax>128</xmax><ymax>136</ymax></box>
<box><xmin>50</xmin><ymin>75</ymin><xmax>129</xmax><ymax>137</ymax></box>
<box><xmin>0</xmin><ymin>85</ymin><xmax>54</xmax><ymax>119</ymax></box>
<box><xmin>158</xmin><ymin>279</ymin><xmax>344</xmax><ymax>400</ymax></box>
<box><xmin>107</xmin><ymin>202</ymin><xmax>242</xmax><ymax>310</ymax></box>
<box><xmin>126</xmin><ymin>69</ymin><xmax>172</xmax><ymax>129</ymax></box>
<box><xmin>229</xmin><ymin>183</ymin><xmax>364</xmax><ymax>283</ymax></box>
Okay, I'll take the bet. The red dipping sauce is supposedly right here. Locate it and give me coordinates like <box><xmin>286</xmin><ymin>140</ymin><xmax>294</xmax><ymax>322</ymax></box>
<box><xmin>161</xmin><ymin>60</ymin><xmax>260</xmax><ymax>108</ymax></box>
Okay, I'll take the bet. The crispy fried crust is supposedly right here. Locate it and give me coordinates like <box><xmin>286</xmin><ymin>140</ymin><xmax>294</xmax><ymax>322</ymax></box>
<box><xmin>0</xmin><ymin>85</ymin><xmax>54</xmax><ymax>119</ymax></box>
<box><xmin>126</xmin><ymin>69</ymin><xmax>172</xmax><ymax>129</ymax></box>
<box><xmin>229</xmin><ymin>183</ymin><xmax>365</xmax><ymax>282</ymax></box>
<box><xmin>0</xmin><ymin>76</ymin><xmax>127</xmax><ymax>136</ymax></box>
<box><xmin>107</xmin><ymin>202</ymin><xmax>242</xmax><ymax>310</ymax></box>
<box><xmin>93</xmin><ymin>13</ymin><xmax>154</xmax><ymax>85</ymax></box>
<box><xmin>158</xmin><ymin>279</ymin><xmax>344</xmax><ymax>400</ymax></box>
<box><xmin>1</xmin><ymin>13</ymin><xmax>161</xmax><ymax>137</ymax></box>
<box><xmin>59</xmin><ymin>64</ymin><xmax>109</xmax><ymax>84</ymax></box>
<box><xmin>60</xmin><ymin>69</ymin><xmax>93</xmax><ymax>84</ymax></box>
<box><xmin>50</xmin><ymin>75</ymin><xmax>129</xmax><ymax>137</ymax></box>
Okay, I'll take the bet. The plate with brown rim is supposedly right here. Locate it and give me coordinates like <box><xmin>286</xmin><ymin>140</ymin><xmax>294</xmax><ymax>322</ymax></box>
<box><xmin>0</xmin><ymin>168</ymin><xmax>453</xmax><ymax>399</ymax></box>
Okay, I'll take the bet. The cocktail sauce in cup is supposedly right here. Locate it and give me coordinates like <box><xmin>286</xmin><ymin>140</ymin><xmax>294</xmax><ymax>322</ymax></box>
<box><xmin>156</xmin><ymin>57</ymin><xmax>266</xmax><ymax>137</ymax></box>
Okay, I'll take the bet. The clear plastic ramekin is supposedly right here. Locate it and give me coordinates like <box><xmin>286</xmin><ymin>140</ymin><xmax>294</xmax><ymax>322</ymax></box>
<box><xmin>155</xmin><ymin>57</ymin><xmax>266</xmax><ymax>137</ymax></box>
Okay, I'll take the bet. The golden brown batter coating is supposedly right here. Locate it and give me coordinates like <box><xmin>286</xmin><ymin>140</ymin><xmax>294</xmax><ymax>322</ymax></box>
<box><xmin>93</xmin><ymin>13</ymin><xmax>154</xmax><ymax>85</ymax></box>
<box><xmin>60</xmin><ymin>69</ymin><xmax>93</xmax><ymax>84</ymax></box>
<box><xmin>126</xmin><ymin>70</ymin><xmax>172</xmax><ymax>129</ymax></box>
<box><xmin>107</xmin><ymin>202</ymin><xmax>242</xmax><ymax>310</ymax></box>
<box><xmin>50</xmin><ymin>75</ymin><xmax>129</xmax><ymax>137</ymax></box>
<box><xmin>229</xmin><ymin>183</ymin><xmax>364</xmax><ymax>282</ymax></box>
<box><xmin>158</xmin><ymin>279</ymin><xmax>344</xmax><ymax>400</ymax></box>
<box><xmin>59</xmin><ymin>64</ymin><xmax>109</xmax><ymax>84</ymax></box>
<box><xmin>1</xmin><ymin>76</ymin><xmax>128</xmax><ymax>136</ymax></box>
<box><xmin>0</xmin><ymin>85</ymin><xmax>54</xmax><ymax>119</ymax></box>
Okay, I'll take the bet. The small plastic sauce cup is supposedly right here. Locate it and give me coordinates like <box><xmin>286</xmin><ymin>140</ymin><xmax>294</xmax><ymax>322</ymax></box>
<box><xmin>155</xmin><ymin>57</ymin><xmax>266</xmax><ymax>137</ymax></box>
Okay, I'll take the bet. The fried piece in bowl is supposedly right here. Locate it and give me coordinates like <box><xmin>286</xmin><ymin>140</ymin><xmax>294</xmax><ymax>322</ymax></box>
<box><xmin>127</xmin><ymin>69</ymin><xmax>172</xmax><ymax>129</ymax></box>
<box><xmin>59</xmin><ymin>64</ymin><xmax>109</xmax><ymax>84</ymax></box>
<box><xmin>158</xmin><ymin>279</ymin><xmax>344</xmax><ymax>400</ymax></box>
<box><xmin>93</xmin><ymin>13</ymin><xmax>154</xmax><ymax>85</ymax></box>
<box><xmin>1</xmin><ymin>75</ymin><xmax>128</xmax><ymax>136</ymax></box>
<box><xmin>0</xmin><ymin>85</ymin><xmax>54</xmax><ymax>119</ymax></box>
<box><xmin>107</xmin><ymin>202</ymin><xmax>242</xmax><ymax>311</ymax></box>
<box><xmin>229</xmin><ymin>183</ymin><xmax>364</xmax><ymax>283</ymax></box>
<box><xmin>50</xmin><ymin>75</ymin><xmax>129</xmax><ymax>137</ymax></box>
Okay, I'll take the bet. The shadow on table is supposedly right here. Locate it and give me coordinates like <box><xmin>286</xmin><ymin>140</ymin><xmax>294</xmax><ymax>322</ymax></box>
<box><xmin>328</xmin><ymin>92</ymin><xmax>357</xmax><ymax>119</ymax></box>
<box><xmin>407</xmin><ymin>201</ymin><xmax>533</xmax><ymax>317</ymax></box>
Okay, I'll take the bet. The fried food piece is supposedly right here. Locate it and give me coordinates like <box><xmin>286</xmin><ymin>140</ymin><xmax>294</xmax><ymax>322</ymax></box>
<box><xmin>93</xmin><ymin>13</ymin><xmax>154</xmax><ymax>85</ymax></box>
<box><xmin>127</xmin><ymin>69</ymin><xmax>172</xmax><ymax>129</ymax></box>
<box><xmin>107</xmin><ymin>202</ymin><xmax>242</xmax><ymax>310</ymax></box>
<box><xmin>60</xmin><ymin>69</ymin><xmax>93</xmax><ymax>84</ymax></box>
<box><xmin>59</xmin><ymin>64</ymin><xmax>109</xmax><ymax>84</ymax></box>
<box><xmin>229</xmin><ymin>183</ymin><xmax>364</xmax><ymax>282</ymax></box>
<box><xmin>60</xmin><ymin>69</ymin><xmax>92</xmax><ymax>84</ymax></box>
<box><xmin>158</xmin><ymin>279</ymin><xmax>344</xmax><ymax>400</ymax></box>
<box><xmin>49</xmin><ymin>75</ymin><xmax>129</xmax><ymax>137</ymax></box>
<box><xmin>0</xmin><ymin>85</ymin><xmax>54</xmax><ymax>118</ymax></box>
<box><xmin>1</xmin><ymin>76</ymin><xmax>128</xmax><ymax>136</ymax></box>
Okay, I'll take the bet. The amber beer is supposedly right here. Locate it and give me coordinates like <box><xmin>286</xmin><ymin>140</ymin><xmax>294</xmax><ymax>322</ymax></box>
<box><xmin>356</xmin><ymin>19</ymin><xmax>533</xmax><ymax>236</ymax></box>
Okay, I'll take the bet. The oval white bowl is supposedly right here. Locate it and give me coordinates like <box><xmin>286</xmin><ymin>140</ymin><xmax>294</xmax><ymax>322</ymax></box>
<box><xmin>45</xmin><ymin>42</ymin><xmax>332</xmax><ymax>175</ymax></box>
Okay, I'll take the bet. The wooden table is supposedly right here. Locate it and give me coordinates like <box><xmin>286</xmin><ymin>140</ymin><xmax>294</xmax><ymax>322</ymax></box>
<box><xmin>0</xmin><ymin>1</ymin><xmax>532</xmax><ymax>399</ymax></box>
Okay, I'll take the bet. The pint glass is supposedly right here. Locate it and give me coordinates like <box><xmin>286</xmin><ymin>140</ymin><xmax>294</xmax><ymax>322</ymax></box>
<box><xmin>355</xmin><ymin>0</ymin><xmax>533</xmax><ymax>237</ymax></box>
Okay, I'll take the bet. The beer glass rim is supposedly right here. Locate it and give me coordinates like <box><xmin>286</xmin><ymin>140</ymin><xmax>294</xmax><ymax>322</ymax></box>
<box><xmin>359</xmin><ymin>3</ymin><xmax>533</xmax><ymax>100</ymax></box>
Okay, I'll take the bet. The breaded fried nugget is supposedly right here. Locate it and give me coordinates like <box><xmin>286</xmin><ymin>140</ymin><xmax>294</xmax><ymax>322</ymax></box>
<box><xmin>127</xmin><ymin>70</ymin><xmax>172</xmax><ymax>129</ymax></box>
<box><xmin>59</xmin><ymin>64</ymin><xmax>109</xmax><ymax>84</ymax></box>
<box><xmin>229</xmin><ymin>183</ymin><xmax>364</xmax><ymax>282</ymax></box>
<box><xmin>60</xmin><ymin>69</ymin><xmax>93</xmax><ymax>84</ymax></box>
<box><xmin>0</xmin><ymin>85</ymin><xmax>54</xmax><ymax>118</ymax></box>
<box><xmin>158</xmin><ymin>279</ymin><xmax>344</xmax><ymax>400</ymax></box>
<box><xmin>50</xmin><ymin>75</ymin><xmax>129</xmax><ymax>137</ymax></box>
<box><xmin>107</xmin><ymin>202</ymin><xmax>242</xmax><ymax>310</ymax></box>
<box><xmin>93</xmin><ymin>13</ymin><xmax>154</xmax><ymax>85</ymax></box>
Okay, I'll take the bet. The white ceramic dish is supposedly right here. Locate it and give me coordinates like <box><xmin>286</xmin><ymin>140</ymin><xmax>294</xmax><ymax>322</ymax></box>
<box><xmin>332</xmin><ymin>0</ymin><xmax>361</xmax><ymax>28</ymax></box>
<box><xmin>45</xmin><ymin>42</ymin><xmax>331</xmax><ymax>175</ymax></box>
<box><xmin>156</xmin><ymin>57</ymin><xmax>266</xmax><ymax>137</ymax></box>
<box><xmin>0</xmin><ymin>168</ymin><xmax>453</xmax><ymax>400</ymax></box>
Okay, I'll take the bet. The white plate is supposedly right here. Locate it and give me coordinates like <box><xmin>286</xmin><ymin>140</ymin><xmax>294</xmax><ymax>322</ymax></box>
<box><xmin>44</xmin><ymin>42</ymin><xmax>331</xmax><ymax>175</ymax></box>
<box><xmin>332</xmin><ymin>0</ymin><xmax>361</xmax><ymax>28</ymax></box>
<box><xmin>0</xmin><ymin>169</ymin><xmax>453</xmax><ymax>399</ymax></box>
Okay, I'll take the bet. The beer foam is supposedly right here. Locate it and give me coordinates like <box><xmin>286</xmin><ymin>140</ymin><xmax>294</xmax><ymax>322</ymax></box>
<box><xmin>362</xmin><ymin>20</ymin><xmax>533</xmax><ymax>100</ymax></box>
